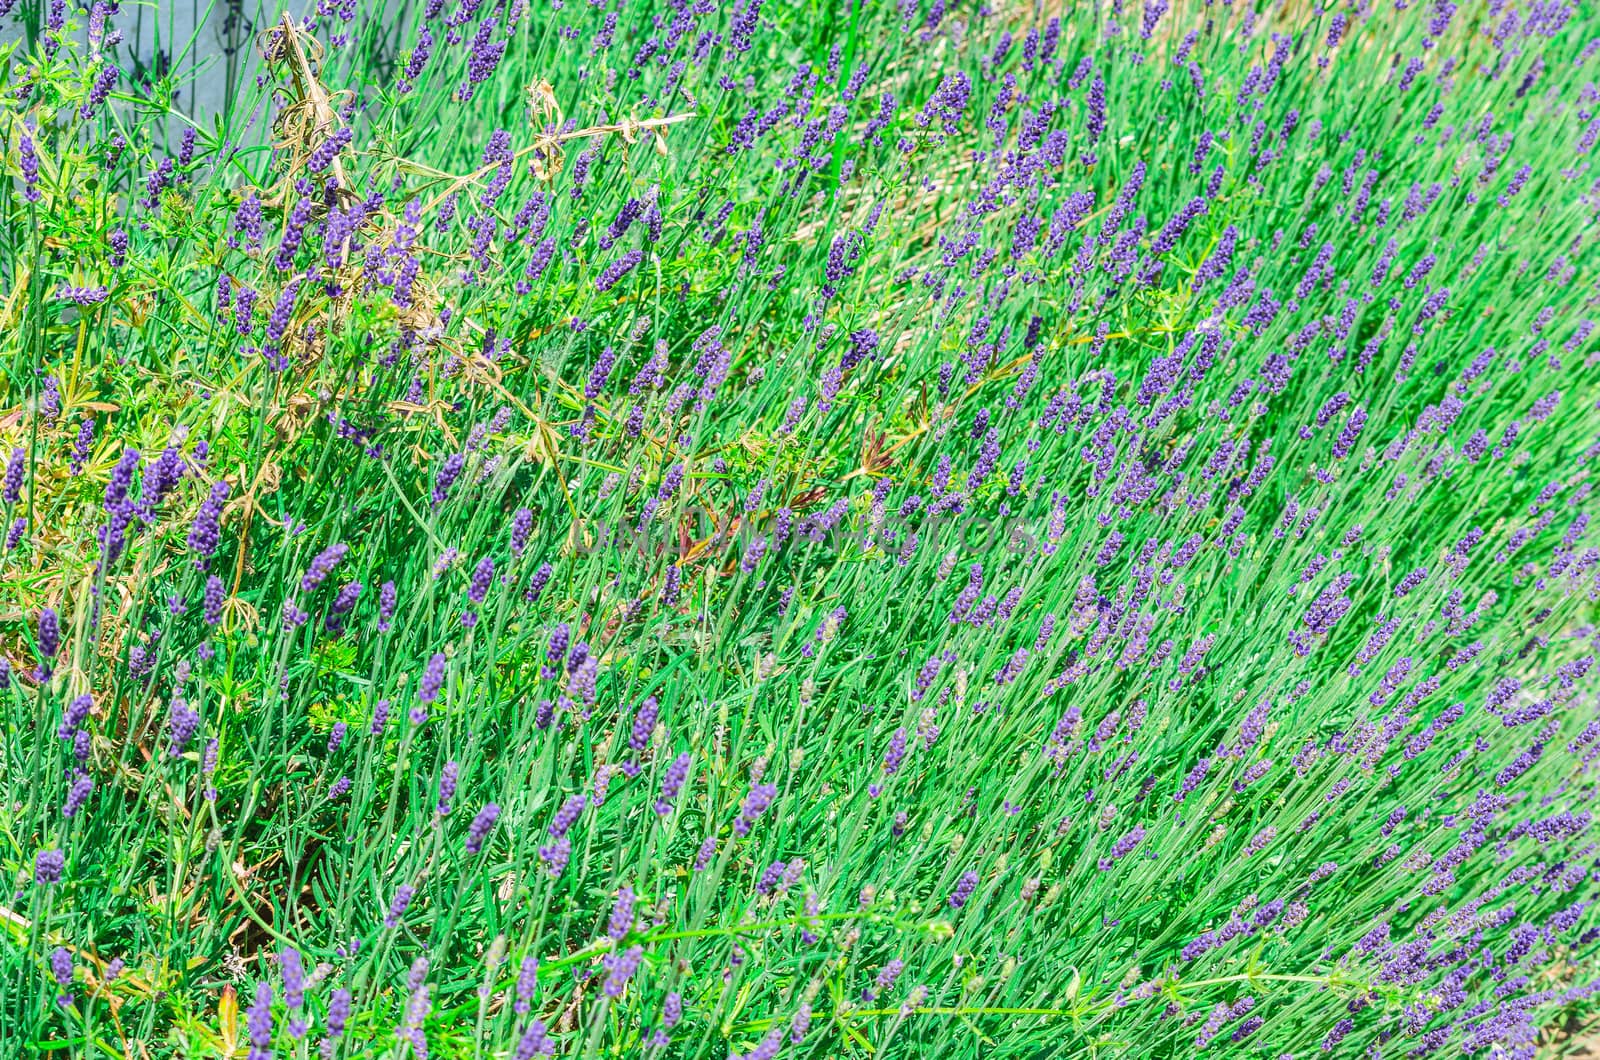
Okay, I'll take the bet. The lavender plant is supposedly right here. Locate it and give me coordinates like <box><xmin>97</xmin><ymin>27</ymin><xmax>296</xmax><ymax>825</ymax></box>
<box><xmin>1</xmin><ymin>0</ymin><xmax>1599</xmax><ymax>1058</ymax></box>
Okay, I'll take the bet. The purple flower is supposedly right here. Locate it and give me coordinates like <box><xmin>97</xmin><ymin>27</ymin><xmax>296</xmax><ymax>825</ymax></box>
<box><xmin>3</xmin><ymin>447</ymin><xmax>24</xmax><ymax>504</ymax></box>
<box><xmin>418</xmin><ymin>652</ymin><xmax>447</xmax><ymax>706</ymax></box>
<box><xmin>37</xmin><ymin>607</ymin><xmax>60</xmax><ymax>673</ymax></box>
<box><xmin>300</xmin><ymin>543</ymin><xmax>348</xmax><ymax>592</ymax></box>
<box><xmin>281</xmin><ymin>948</ymin><xmax>307</xmax><ymax>1038</ymax></box>
<box><xmin>204</xmin><ymin>575</ymin><xmax>226</xmax><ymax>626</ymax></box>
<box><xmin>1325</xmin><ymin>11</ymin><xmax>1348</xmax><ymax>47</ymax></box>
<box><xmin>948</xmin><ymin>870</ymin><xmax>978</xmax><ymax>909</ymax></box>
<box><xmin>275</xmin><ymin>197</ymin><xmax>314</xmax><ymax>271</ymax></box>
<box><xmin>511</xmin><ymin>508</ymin><xmax>534</xmax><ymax>555</ymax></box>
<box><xmin>1329</xmin><ymin>406</ymin><xmax>1368</xmax><ymax>460</ymax></box>
<box><xmin>378</xmin><ymin>581</ymin><xmax>397</xmax><ymax>631</ymax></box>
<box><xmin>1099</xmin><ymin>825</ymin><xmax>1146</xmax><ymax>870</ymax></box>
<box><xmin>1395</xmin><ymin>566</ymin><xmax>1429</xmax><ymax>597</ymax></box>
<box><xmin>525</xmin><ymin>562</ymin><xmax>553</xmax><ymax>605</ymax></box>
<box><xmin>329</xmin><ymin>580</ymin><xmax>362</xmax><ymax>623</ymax></box>
<box><xmin>881</xmin><ymin>727</ymin><xmax>907</xmax><ymax>782</ymax></box>
<box><xmin>596</xmin><ymin>249</ymin><xmax>643</xmax><ymax>292</ymax></box>
<box><xmin>457</xmin><ymin>16</ymin><xmax>506</xmax><ymax>100</ymax></box>
<box><xmin>138</xmin><ymin>444</ymin><xmax>185</xmax><ymax>520</ymax></box>
<box><xmin>467</xmin><ymin>556</ymin><xmax>495</xmax><ymax>605</ymax></box>
<box><xmin>62</xmin><ymin>773</ymin><xmax>94</xmax><ymax>818</ymax></box>
<box><xmin>917</xmin><ymin>71</ymin><xmax>972</xmax><ymax>135</ymax></box>
<box><xmin>516</xmin><ymin>1020</ymin><xmax>554</xmax><ymax>1058</ymax></box>
<box><xmin>790</xmin><ymin>1002</ymin><xmax>811</xmax><ymax>1043</ymax></box>
<box><xmin>231</xmin><ymin>194</ymin><xmax>264</xmax><ymax>250</ymax></box>
<box><xmin>756</xmin><ymin>860</ymin><xmax>786</xmax><ymax>895</ymax></box>
<box><xmin>19</xmin><ymin>134</ymin><xmax>42</xmax><ymax>201</ymax></box>
<box><xmin>168</xmin><ymin>697</ymin><xmax>200</xmax><ymax>755</ymax></box>
<box><xmin>187</xmin><ymin>480</ymin><xmax>229</xmax><ymax>564</ymax></box>
<box><xmin>437</xmin><ymin>760</ymin><xmax>459</xmax><ymax>814</ymax></box>
<box><xmin>728</xmin><ymin>0</ymin><xmax>762</xmax><ymax>51</ymax></box>
<box><xmin>201</xmin><ymin>739</ymin><xmax>220</xmax><ymax>800</ymax></box>
<box><xmin>466</xmin><ymin>803</ymin><xmax>501</xmax><ymax>853</ymax></box>
<box><xmin>234</xmin><ymin>287</ymin><xmax>258</xmax><ymax>335</ymax></box>
<box><xmin>398</xmin><ymin>26</ymin><xmax>433</xmax><ymax>91</ymax></box>
<box><xmin>822</xmin><ymin>230</ymin><xmax>863</xmax><ymax>299</ymax></box>
<box><xmin>69</xmin><ymin>419</ymin><xmax>95</xmax><ymax>475</ymax></box>
<box><xmin>607</xmin><ymin>886</ymin><xmax>636</xmax><ymax>941</ymax></box>
<box><xmin>433</xmin><ymin>454</ymin><xmax>465</xmax><ymax>505</ymax></box>
<box><xmin>514</xmin><ymin>957</ymin><xmax>539</xmax><ymax>1015</ymax></box>
<box><xmin>59</xmin><ymin>693</ymin><xmax>92</xmax><ymax>739</ymax></box>
<box><xmin>400</xmin><ymin>959</ymin><xmax>432</xmax><ymax>1053</ymax></box>
<box><xmin>735</xmin><ymin>782</ymin><xmax>777</xmax><ymax>837</ymax></box>
<box><xmin>549</xmin><ymin>794</ymin><xmax>586</xmax><ymax>838</ymax></box>
<box><xmin>247</xmin><ymin>982</ymin><xmax>273</xmax><ymax>1060</ymax></box>
<box><xmin>35</xmin><ymin>849</ymin><xmax>64</xmax><ymax>885</ymax></box>
<box><xmin>739</xmin><ymin>1029</ymin><xmax>785</xmax><ymax>1060</ymax></box>
<box><xmin>629</xmin><ymin>696</ymin><xmax>659</xmax><ymax>754</ymax></box>
<box><xmin>874</xmin><ymin>958</ymin><xmax>904</xmax><ymax>996</ymax></box>
<box><xmin>539</xmin><ymin>834</ymin><xmax>572</xmax><ymax>877</ymax></box>
<box><xmin>1174</xmin><ymin>757</ymin><xmax>1213</xmax><ymax>802</ymax></box>
<box><xmin>602</xmin><ymin>945</ymin><xmax>643</xmax><ymax>998</ymax></box>
<box><xmin>371</xmin><ymin>699</ymin><xmax>392</xmax><ymax>737</ymax></box>
<box><xmin>307</xmin><ymin>128</ymin><xmax>352</xmax><ymax>173</ymax></box>
<box><xmin>656</xmin><ymin>752</ymin><xmax>690</xmax><ymax>814</ymax></box>
<box><xmin>327</xmin><ymin>988</ymin><xmax>350</xmax><ymax>1040</ymax></box>
<box><xmin>386</xmin><ymin>884</ymin><xmax>415</xmax><ymax>928</ymax></box>
<box><xmin>51</xmin><ymin>947</ymin><xmax>73</xmax><ymax>1004</ymax></box>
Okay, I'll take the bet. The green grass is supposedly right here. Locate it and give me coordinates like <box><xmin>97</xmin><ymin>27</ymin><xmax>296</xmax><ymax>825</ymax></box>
<box><xmin>2</xmin><ymin>0</ymin><xmax>1600</xmax><ymax>1057</ymax></box>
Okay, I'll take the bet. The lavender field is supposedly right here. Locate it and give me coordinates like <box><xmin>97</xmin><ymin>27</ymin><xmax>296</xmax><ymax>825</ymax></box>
<box><xmin>3</xmin><ymin>0</ymin><xmax>1600</xmax><ymax>1056</ymax></box>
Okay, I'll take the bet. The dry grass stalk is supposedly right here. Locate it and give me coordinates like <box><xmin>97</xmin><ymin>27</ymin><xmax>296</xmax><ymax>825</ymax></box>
<box><xmin>258</xmin><ymin>13</ymin><xmax>358</xmax><ymax>207</ymax></box>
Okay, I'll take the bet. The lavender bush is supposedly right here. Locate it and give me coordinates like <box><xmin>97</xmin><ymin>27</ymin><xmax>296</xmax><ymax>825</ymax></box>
<box><xmin>2</xmin><ymin>0</ymin><xmax>1599</xmax><ymax>1057</ymax></box>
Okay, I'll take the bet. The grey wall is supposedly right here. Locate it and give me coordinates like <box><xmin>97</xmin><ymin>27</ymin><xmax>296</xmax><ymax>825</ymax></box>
<box><xmin>3</xmin><ymin>0</ymin><xmax>305</xmax><ymax>117</ymax></box>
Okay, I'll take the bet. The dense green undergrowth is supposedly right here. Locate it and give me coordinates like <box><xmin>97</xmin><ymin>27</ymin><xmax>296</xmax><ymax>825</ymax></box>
<box><xmin>2</xmin><ymin>0</ymin><xmax>1600</xmax><ymax>1057</ymax></box>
